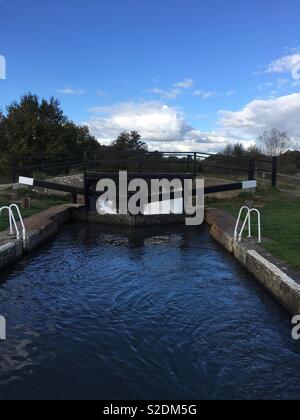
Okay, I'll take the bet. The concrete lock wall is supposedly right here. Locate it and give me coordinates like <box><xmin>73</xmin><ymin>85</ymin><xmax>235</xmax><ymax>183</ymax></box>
<box><xmin>0</xmin><ymin>205</ymin><xmax>76</xmax><ymax>270</ymax></box>
<box><xmin>205</xmin><ymin>207</ymin><xmax>300</xmax><ymax>315</ymax></box>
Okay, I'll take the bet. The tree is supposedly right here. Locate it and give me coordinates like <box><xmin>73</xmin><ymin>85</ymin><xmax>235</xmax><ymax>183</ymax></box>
<box><xmin>257</xmin><ymin>129</ymin><xmax>291</xmax><ymax>156</ymax></box>
<box><xmin>247</xmin><ymin>145</ymin><xmax>261</xmax><ymax>159</ymax></box>
<box><xmin>223</xmin><ymin>144</ymin><xmax>234</xmax><ymax>156</ymax></box>
<box><xmin>128</xmin><ymin>131</ymin><xmax>147</xmax><ymax>152</ymax></box>
<box><xmin>232</xmin><ymin>143</ymin><xmax>246</xmax><ymax>158</ymax></box>
<box><xmin>0</xmin><ymin>93</ymin><xmax>100</xmax><ymax>170</ymax></box>
<box><xmin>111</xmin><ymin>131</ymin><xmax>147</xmax><ymax>156</ymax></box>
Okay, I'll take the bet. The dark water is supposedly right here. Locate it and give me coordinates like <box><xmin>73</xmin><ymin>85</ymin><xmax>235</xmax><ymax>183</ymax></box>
<box><xmin>0</xmin><ymin>223</ymin><xmax>300</xmax><ymax>400</ymax></box>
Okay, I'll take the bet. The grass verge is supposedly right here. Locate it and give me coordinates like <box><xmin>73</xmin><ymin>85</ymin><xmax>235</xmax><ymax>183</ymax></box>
<box><xmin>0</xmin><ymin>189</ymin><xmax>70</xmax><ymax>232</ymax></box>
<box><xmin>207</xmin><ymin>187</ymin><xmax>300</xmax><ymax>271</ymax></box>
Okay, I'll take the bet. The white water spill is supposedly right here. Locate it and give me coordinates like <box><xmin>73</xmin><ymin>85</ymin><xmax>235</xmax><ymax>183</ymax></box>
<box><xmin>144</xmin><ymin>198</ymin><xmax>183</xmax><ymax>215</ymax></box>
<box><xmin>97</xmin><ymin>199</ymin><xmax>118</xmax><ymax>214</ymax></box>
<box><xmin>97</xmin><ymin>198</ymin><xmax>184</xmax><ymax>215</ymax></box>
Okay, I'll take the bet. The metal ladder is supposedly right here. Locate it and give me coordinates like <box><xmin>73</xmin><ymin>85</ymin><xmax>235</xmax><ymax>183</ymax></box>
<box><xmin>0</xmin><ymin>204</ymin><xmax>26</xmax><ymax>241</ymax></box>
<box><xmin>234</xmin><ymin>206</ymin><xmax>261</xmax><ymax>243</ymax></box>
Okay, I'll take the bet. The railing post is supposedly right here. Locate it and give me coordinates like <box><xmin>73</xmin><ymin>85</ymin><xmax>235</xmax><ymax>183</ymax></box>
<box><xmin>248</xmin><ymin>159</ymin><xmax>255</xmax><ymax>180</ymax></box>
<box><xmin>84</xmin><ymin>179</ymin><xmax>90</xmax><ymax>211</ymax></box>
<box><xmin>83</xmin><ymin>151</ymin><xmax>87</xmax><ymax>178</ymax></box>
<box><xmin>193</xmin><ymin>153</ymin><xmax>197</xmax><ymax>179</ymax></box>
<box><xmin>83</xmin><ymin>152</ymin><xmax>88</xmax><ymax>209</ymax></box>
<box><xmin>272</xmin><ymin>156</ymin><xmax>278</xmax><ymax>187</ymax></box>
<box><xmin>187</xmin><ymin>155</ymin><xmax>192</xmax><ymax>173</ymax></box>
<box><xmin>11</xmin><ymin>159</ymin><xmax>17</xmax><ymax>183</ymax></box>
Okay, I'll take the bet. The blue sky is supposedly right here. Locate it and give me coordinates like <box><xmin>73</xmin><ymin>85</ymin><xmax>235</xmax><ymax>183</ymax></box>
<box><xmin>1</xmin><ymin>0</ymin><xmax>300</xmax><ymax>151</ymax></box>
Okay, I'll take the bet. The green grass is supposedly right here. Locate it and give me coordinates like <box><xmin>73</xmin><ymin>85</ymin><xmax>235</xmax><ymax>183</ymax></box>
<box><xmin>0</xmin><ymin>190</ymin><xmax>70</xmax><ymax>232</ymax></box>
<box><xmin>207</xmin><ymin>188</ymin><xmax>300</xmax><ymax>271</ymax></box>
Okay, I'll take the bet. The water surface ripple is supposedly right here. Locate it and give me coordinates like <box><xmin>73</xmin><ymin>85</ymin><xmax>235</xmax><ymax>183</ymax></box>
<box><xmin>0</xmin><ymin>223</ymin><xmax>299</xmax><ymax>400</ymax></box>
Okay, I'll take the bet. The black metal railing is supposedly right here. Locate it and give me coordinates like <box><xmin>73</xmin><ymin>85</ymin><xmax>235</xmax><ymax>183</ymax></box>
<box><xmin>11</xmin><ymin>150</ymin><xmax>278</xmax><ymax>187</ymax></box>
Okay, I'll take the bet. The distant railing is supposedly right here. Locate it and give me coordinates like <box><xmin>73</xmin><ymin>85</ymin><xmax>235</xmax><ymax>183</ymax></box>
<box><xmin>11</xmin><ymin>150</ymin><xmax>278</xmax><ymax>187</ymax></box>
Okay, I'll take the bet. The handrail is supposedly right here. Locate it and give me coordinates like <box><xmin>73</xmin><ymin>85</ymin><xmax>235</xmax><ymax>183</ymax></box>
<box><xmin>9</xmin><ymin>204</ymin><xmax>26</xmax><ymax>241</ymax></box>
<box><xmin>234</xmin><ymin>206</ymin><xmax>261</xmax><ymax>244</ymax></box>
<box><xmin>234</xmin><ymin>206</ymin><xmax>251</xmax><ymax>242</ymax></box>
<box><xmin>0</xmin><ymin>206</ymin><xmax>20</xmax><ymax>239</ymax></box>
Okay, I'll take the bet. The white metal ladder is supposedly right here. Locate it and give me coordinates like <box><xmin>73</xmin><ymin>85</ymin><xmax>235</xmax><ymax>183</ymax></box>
<box><xmin>0</xmin><ymin>204</ymin><xmax>26</xmax><ymax>241</ymax></box>
<box><xmin>234</xmin><ymin>206</ymin><xmax>261</xmax><ymax>243</ymax></box>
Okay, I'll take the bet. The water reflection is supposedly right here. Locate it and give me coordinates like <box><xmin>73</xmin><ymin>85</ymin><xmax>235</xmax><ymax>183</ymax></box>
<box><xmin>0</xmin><ymin>223</ymin><xmax>299</xmax><ymax>400</ymax></box>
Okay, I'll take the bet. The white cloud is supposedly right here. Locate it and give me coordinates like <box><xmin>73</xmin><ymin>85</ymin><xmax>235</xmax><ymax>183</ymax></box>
<box><xmin>277</xmin><ymin>78</ymin><xmax>290</xmax><ymax>88</ymax></box>
<box><xmin>266</xmin><ymin>54</ymin><xmax>300</xmax><ymax>80</ymax></box>
<box><xmin>174</xmin><ymin>78</ymin><xmax>194</xmax><ymax>89</ymax></box>
<box><xmin>149</xmin><ymin>87</ymin><xmax>181</xmax><ymax>99</ymax></box>
<box><xmin>196</xmin><ymin>114</ymin><xmax>209</xmax><ymax>119</ymax></box>
<box><xmin>257</xmin><ymin>78</ymin><xmax>290</xmax><ymax>92</ymax></box>
<box><xmin>86</xmin><ymin>101</ymin><xmax>238</xmax><ymax>152</ymax></box>
<box><xmin>86</xmin><ymin>93</ymin><xmax>300</xmax><ymax>153</ymax></box>
<box><xmin>87</xmin><ymin>102</ymin><xmax>190</xmax><ymax>144</ymax></box>
<box><xmin>266</xmin><ymin>54</ymin><xmax>300</xmax><ymax>73</ymax></box>
<box><xmin>226</xmin><ymin>90</ymin><xmax>236</xmax><ymax>96</ymax></box>
<box><xmin>57</xmin><ymin>87</ymin><xmax>85</xmax><ymax>95</ymax></box>
<box><xmin>193</xmin><ymin>90</ymin><xmax>219</xmax><ymax>99</ymax></box>
<box><xmin>257</xmin><ymin>81</ymin><xmax>274</xmax><ymax>91</ymax></box>
<box><xmin>149</xmin><ymin>78</ymin><xmax>194</xmax><ymax>100</ymax></box>
<box><xmin>219</xmin><ymin>93</ymin><xmax>300</xmax><ymax>145</ymax></box>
